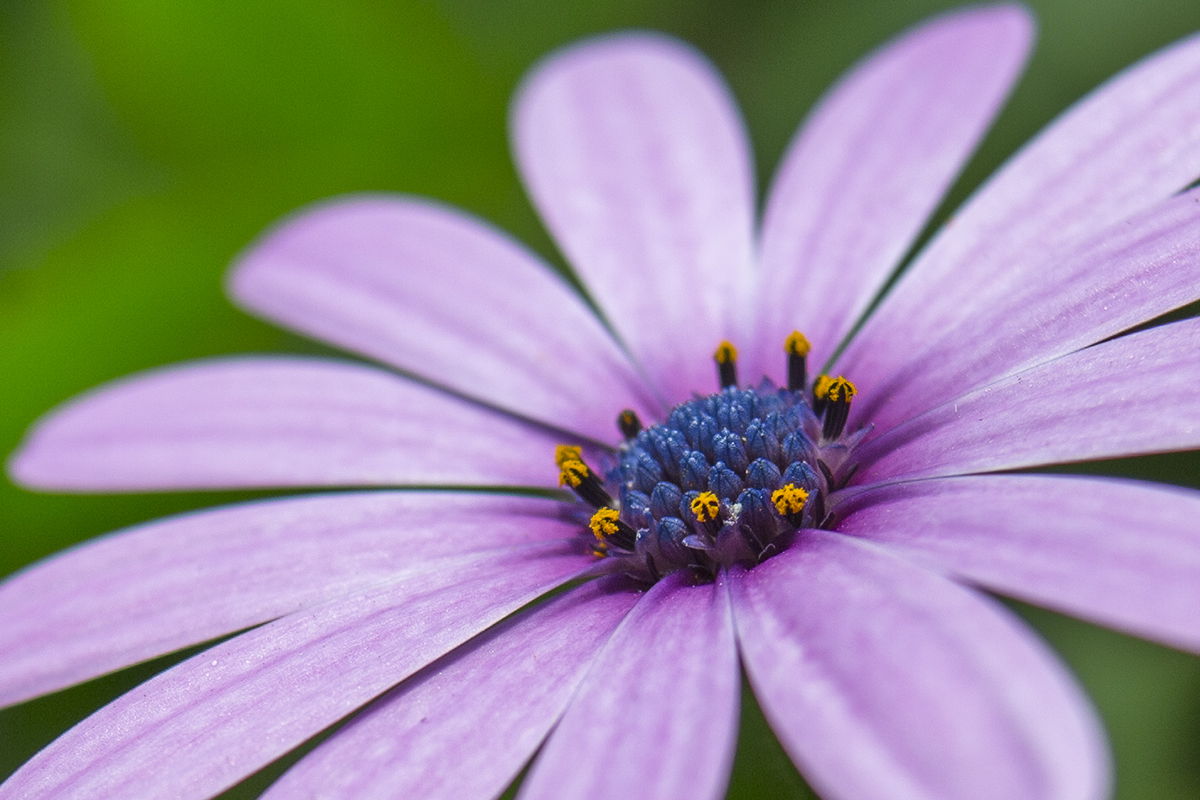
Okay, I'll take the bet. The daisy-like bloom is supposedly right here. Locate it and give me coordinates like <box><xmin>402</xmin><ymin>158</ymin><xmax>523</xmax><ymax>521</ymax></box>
<box><xmin>7</xmin><ymin>4</ymin><xmax>1200</xmax><ymax>799</ymax></box>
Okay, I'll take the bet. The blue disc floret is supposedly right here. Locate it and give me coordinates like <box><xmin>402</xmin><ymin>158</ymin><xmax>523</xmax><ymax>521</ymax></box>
<box><xmin>557</xmin><ymin>333</ymin><xmax>869</xmax><ymax>583</ymax></box>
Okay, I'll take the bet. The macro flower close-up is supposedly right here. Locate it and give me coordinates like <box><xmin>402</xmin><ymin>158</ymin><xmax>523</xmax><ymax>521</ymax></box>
<box><xmin>5</xmin><ymin>2</ymin><xmax>1200</xmax><ymax>799</ymax></box>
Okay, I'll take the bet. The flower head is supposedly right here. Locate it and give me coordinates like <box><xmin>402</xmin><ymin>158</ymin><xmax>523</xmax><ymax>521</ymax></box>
<box><xmin>7</xmin><ymin>5</ymin><xmax>1200</xmax><ymax>800</ymax></box>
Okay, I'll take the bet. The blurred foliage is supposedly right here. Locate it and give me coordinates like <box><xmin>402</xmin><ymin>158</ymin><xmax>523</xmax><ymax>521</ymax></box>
<box><xmin>3</xmin><ymin>0</ymin><xmax>1200</xmax><ymax>797</ymax></box>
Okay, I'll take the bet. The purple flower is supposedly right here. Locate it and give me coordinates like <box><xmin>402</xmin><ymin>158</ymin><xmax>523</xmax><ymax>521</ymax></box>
<box><xmin>6</xmin><ymin>5</ymin><xmax>1200</xmax><ymax>799</ymax></box>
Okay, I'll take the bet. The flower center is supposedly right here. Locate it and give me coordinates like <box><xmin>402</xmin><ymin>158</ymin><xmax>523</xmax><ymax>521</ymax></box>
<box><xmin>558</xmin><ymin>333</ymin><xmax>868</xmax><ymax>583</ymax></box>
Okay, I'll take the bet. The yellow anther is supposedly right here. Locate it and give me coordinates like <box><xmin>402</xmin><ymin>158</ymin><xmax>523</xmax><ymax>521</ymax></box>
<box><xmin>558</xmin><ymin>459</ymin><xmax>589</xmax><ymax>488</ymax></box>
<box><xmin>785</xmin><ymin>331</ymin><xmax>812</xmax><ymax>392</ymax></box>
<box><xmin>812</xmin><ymin>374</ymin><xmax>833</xmax><ymax>401</ymax></box>
<box><xmin>555</xmin><ymin>445</ymin><xmax>583</xmax><ymax>467</ymax></box>
<box><xmin>772</xmin><ymin>483</ymin><xmax>810</xmax><ymax>516</ymax></box>
<box><xmin>589</xmin><ymin>507</ymin><xmax>621</xmax><ymax>540</ymax></box>
<box><xmin>690</xmin><ymin>491</ymin><xmax>721</xmax><ymax>523</ymax></box>
<box><xmin>784</xmin><ymin>331</ymin><xmax>811</xmax><ymax>357</ymax></box>
<box><xmin>827</xmin><ymin>376</ymin><xmax>857</xmax><ymax>402</ymax></box>
<box><xmin>714</xmin><ymin>341</ymin><xmax>739</xmax><ymax>389</ymax></box>
<box><xmin>556</xmin><ymin>449</ymin><xmax>615</xmax><ymax>509</ymax></box>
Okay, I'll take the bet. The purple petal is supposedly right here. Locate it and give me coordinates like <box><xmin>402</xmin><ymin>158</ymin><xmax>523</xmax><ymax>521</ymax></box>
<box><xmin>230</xmin><ymin>196</ymin><xmax>664</xmax><ymax>439</ymax></box>
<box><xmin>847</xmin><ymin>189</ymin><xmax>1200</xmax><ymax>433</ymax></box>
<box><xmin>834</xmin><ymin>474</ymin><xmax>1200</xmax><ymax>653</ymax></box>
<box><xmin>853</xmin><ymin>316</ymin><xmax>1200</xmax><ymax>484</ymax></box>
<box><xmin>519</xmin><ymin>572</ymin><xmax>739</xmax><ymax>800</ymax></box>
<box><xmin>0</xmin><ymin>544</ymin><xmax>587</xmax><ymax>800</ymax></box>
<box><xmin>263</xmin><ymin>577</ymin><xmax>640</xmax><ymax>800</ymax></box>
<box><xmin>9</xmin><ymin>357</ymin><xmax>568</xmax><ymax>491</ymax></box>
<box><xmin>0</xmin><ymin>493</ymin><xmax>580</xmax><ymax>707</ymax></box>
<box><xmin>731</xmin><ymin>531</ymin><xmax>1108</xmax><ymax>800</ymax></box>
<box><xmin>840</xmin><ymin>25</ymin><xmax>1200</xmax><ymax>407</ymax></box>
<box><xmin>746</xmin><ymin>5</ymin><xmax>1032</xmax><ymax>382</ymax></box>
<box><xmin>512</xmin><ymin>33</ymin><xmax>757</xmax><ymax>405</ymax></box>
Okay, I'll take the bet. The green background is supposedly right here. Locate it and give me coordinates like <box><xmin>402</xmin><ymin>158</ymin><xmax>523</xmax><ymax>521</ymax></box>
<box><xmin>3</xmin><ymin>0</ymin><xmax>1200</xmax><ymax>797</ymax></box>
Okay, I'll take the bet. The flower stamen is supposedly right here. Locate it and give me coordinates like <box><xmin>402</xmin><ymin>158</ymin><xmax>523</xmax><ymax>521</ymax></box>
<box><xmin>617</xmin><ymin>409</ymin><xmax>643</xmax><ymax>440</ymax></box>
<box><xmin>589</xmin><ymin>507</ymin><xmax>637</xmax><ymax>553</ymax></box>
<box><xmin>558</xmin><ymin>451</ymin><xmax>613</xmax><ymax>509</ymax></box>
<box><xmin>812</xmin><ymin>374</ymin><xmax>833</xmax><ymax>416</ymax></box>
<box><xmin>771</xmin><ymin>482</ymin><xmax>810</xmax><ymax>527</ymax></box>
<box><xmin>554</xmin><ymin>444</ymin><xmax>583</xmax><ymax>466</ymax></box>
<box><xmin>690</xmin><ymin>490</ymin><xmax>721</xmax><ymax>523</ymax></box>
<box><xmin>784</xmin><ymin>331</ymin><xmax>811</xmax><ymax>392</ymax></box>
<box><xmin>822</xmin><ymin>377</ymin><xmax>857</xmax><ymax>440</ymax></box>
<box><xmin>688</xmin><ymin>489</ymin><xmax>724</xmax><ymax>539</ymax></box>
<box><xmin>714</xmin><ymin>341</ymin><xmax>739</xmax><ymax>389</ymax></box>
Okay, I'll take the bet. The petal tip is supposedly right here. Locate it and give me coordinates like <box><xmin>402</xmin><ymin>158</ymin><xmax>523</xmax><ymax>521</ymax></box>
<box><xmin>6</xmin><ymin>407</ymin><xmax>86</xmax><ymax>492</ymax></box>
<box><xmin>919</xmin><ymin>2</ymin><xmax>1037</xmax><ymax>67</ymax></box>
<box><xmin>6</xmin><ymin>439</ymin><xmax>45</xmax><ymax>491</ymax></box>
<box><xmin>509</xmin><ymin>29</ymin><xmax>724</xmax><ymax>141</ymax></box>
